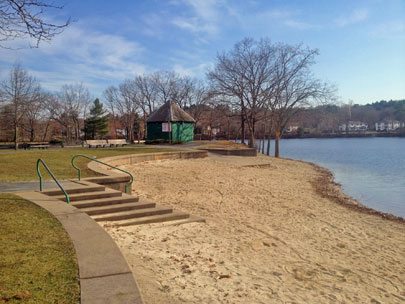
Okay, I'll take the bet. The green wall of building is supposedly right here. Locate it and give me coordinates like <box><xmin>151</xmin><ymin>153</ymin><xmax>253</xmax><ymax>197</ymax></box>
<box><xmin>146</xmin><ymin>122</ymin><xmax>194</xmax><ymax>143</ymax></box>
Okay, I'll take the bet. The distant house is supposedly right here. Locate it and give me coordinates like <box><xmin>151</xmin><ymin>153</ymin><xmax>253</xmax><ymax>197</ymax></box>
<box><xmin>146</xmin><ymin>101</ymin><xmax>195</xmax><ymax>143</ymax></box>
<box><xmin>285</xmin><ymin>125</ymin><xmax>299</xmax><ymax>133</ymax></box>
<box><xmin>202</xmin><ymin>126</ymin><xmax>220</xmax><ymax>136</ymax></box>
<box><xmin>375</xmin><ymin>120</ymin><xmax>404</xmax><ymax>131</ymax></box>
<box><xmin>339</xmin><ymin>121</ymin><xmax>368</xmax><ymax>132</ymax></box>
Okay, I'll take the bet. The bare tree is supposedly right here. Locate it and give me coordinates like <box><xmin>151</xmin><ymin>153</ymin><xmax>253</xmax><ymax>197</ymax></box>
<box><xmin>186</xmin><ymin>80</ymin><xmax>212</xmax><ymax>125</ymax></box>
<box><xmin>132</xmin><ymin>74</ymin><xmax>159</xmax><ymax>138</ymax></box>
<box><xmin>0</xmin><ymin>64</ymin><xmax>40</xmax><ymax>148</ymax></box>
<box><xmin>208</xmin><ymin>54</ymin><xmax>247</xmax><ymax>143</ymax></box>
<box><xmin>0</xmin><ymin>103</ymin><xmax>14</xmax><ymax>140</ymax></box>
<box><xmin>47</xmin><ymin>83</ymin><xmax>91</xmax><ymax>143</ymax></box>
<box><xmin>106</xmin><ymin>72</ymin><xmax>206</xmax><ymax>141</ymax></box>
<box><xmin>208</xmin><ymin>38</ymin><xmax>275</xmax><ymax>148</ymax></box>
<box><xmin>22</xmin><ymin>89</ymin><xmax>48</xmax><ymax>141</ymax></box>
<box><xmin>151</xmin><ymin>71</ymin><xmax>176</xmax><ymax>105</ymax></box>
<box><xmin>104</xmin><ymin>82</ymin><xmax>139</xmax><ymax>142</ymax></box>
<box><xmin>119</xmin><ymin>80</ymin><xmax>140</xmax><ymax>142</ymax></box>
<box><xmin>134</xmin><ymin>74</ymin><xmax>159</xmax><ymax>115</ymax></box>
<box><xmin>103</xmin><ymin>86</ymin><xmax>120</xmax><ymax>139</ymax></box>
<box><xmin>62</xmin><ymin>83</ymin><xmax>91</xmax><ymax>141</ymax></box>
<box><xmin>0</xmin><ymin>0</ymin><xmax>70</xmax><ymax>48</ymax></box>
<box><xmin>268</xmin><ymin>43</ymin><xmax>335</xmax><ymax>157</ymax></box>
<box><xmin>151</xmin><ymin>71</ymin><xmax>195</xmax><ymax>108</ymax></box>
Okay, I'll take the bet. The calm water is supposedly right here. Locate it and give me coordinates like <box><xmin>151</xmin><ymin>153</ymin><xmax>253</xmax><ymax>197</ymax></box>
<box><xmin>255</xmin><ymin>137</ymin><xmax>405</xmax><ymax>217</ymax></box>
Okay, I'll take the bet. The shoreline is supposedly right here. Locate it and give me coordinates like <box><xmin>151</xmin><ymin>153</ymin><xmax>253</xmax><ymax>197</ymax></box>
<box><xmin>290</xmin><ymin>158</ymin><xmax>405</xmax><ymax>223</ymax></box>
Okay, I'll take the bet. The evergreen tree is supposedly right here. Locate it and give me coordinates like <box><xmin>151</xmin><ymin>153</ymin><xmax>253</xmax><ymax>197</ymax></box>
<box><xmin>84</xmin><ymin>99</ymin><xmax>108</xmax><ymax>139</ymax></box>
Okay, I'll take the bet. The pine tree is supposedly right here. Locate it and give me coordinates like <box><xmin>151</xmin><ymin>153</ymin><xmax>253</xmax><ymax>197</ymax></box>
<box><xmin>84</xmin><ymin>99</ymin><xmax>108</xmax><ymax>139</ymax></box>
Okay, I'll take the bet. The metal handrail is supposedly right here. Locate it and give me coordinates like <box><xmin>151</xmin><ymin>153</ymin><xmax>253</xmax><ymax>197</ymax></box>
<box><xmin>36</xmin><ymin>159</ymin><xmax>70</xmax><ymax>204</ymax></box>
<box><xmin>71</xmin><ymin>154</ymin><xmax>134</xmax><ymax>194</ymax></box>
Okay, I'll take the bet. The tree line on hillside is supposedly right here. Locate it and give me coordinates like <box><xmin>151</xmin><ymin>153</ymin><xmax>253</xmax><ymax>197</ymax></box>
<box><xmin>0</xmin><ymin>37</ymin><xmax>337</xmax><ymax>156</ymax></box>
<box><xmin>285</xmin><ymin>100</ymin><xmax>405</xmax><ymax>136</ymax></box>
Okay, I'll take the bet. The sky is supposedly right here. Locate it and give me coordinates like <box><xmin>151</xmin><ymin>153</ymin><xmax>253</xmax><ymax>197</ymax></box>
<box><xmin>0</xmin><ymin>0</ymin><xmax>404</xmax><ymax>104</ymax></box>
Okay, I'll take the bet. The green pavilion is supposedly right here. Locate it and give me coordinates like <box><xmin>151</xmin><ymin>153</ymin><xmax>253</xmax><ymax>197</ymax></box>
<box><xmin>146</xmin><ymin>101</ymin><xmax>195</xmax><ymax>144</ymax></box>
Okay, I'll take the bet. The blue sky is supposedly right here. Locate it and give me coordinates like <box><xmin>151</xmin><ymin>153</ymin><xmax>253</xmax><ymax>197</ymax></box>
<box><xmin>0</xmin><ymin>0</ymin><xmax>404</xmax><ymax>104</ymax></box>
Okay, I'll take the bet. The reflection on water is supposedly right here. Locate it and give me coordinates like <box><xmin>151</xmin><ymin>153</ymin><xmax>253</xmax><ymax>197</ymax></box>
<box><xmin>255</xmin><ymin>137</ymin><xmax>405</xmax><ymax>217</ymax></box>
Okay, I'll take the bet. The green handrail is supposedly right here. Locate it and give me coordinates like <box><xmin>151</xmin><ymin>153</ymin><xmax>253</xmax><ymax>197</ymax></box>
<box><xmin>36</xmin><ymin>159</ymin><xmax>71</xmax><ymax>204</ymax></box>
<box><xmin>71</xmin><ymin>154</ymin><xmax>134</xmax><ymax>194</ymax></box>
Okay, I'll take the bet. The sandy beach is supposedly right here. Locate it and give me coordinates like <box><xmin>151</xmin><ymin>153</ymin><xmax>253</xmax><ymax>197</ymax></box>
<box><xmin>103</xmin><ymin>154</ymin><xmax>405</xmax><ymax>303</ymax></box>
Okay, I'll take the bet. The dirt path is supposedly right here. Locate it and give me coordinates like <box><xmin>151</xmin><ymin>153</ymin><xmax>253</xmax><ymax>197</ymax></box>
<box><xmin>103</xmin><ymin>155</ymin><xmax>405</xmax><ymax>304</ymax></box>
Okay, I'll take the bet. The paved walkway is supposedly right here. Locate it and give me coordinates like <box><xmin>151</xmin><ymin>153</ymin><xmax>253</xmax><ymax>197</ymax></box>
<box><xmin>0</xmin><ymin>181</ymin><xmax>80</xmax><ymax>192</ymax></box>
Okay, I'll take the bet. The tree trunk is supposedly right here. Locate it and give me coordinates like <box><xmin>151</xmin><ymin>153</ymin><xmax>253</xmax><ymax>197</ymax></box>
<box><xmin>248</xmin><ymin>130</ymin><xmax>255</xmax><ymax>148</ymax></box>
<box><xmin>247</xmin><ymin>117</ymin><xmax>256</xmax><ymax>148</ymax></box>
<box><xmin>261</xmin><ymin>136</ymin><xmax>265</xmax><ymax>153</ymax></box>
<box><xmin>14</xmin><ymin>124</ymin><xmax>18</xmax><ymax>150</ymax></box>
<box><xmin>143</xmin><ymin>112</ymin><xmax>147</xmax><ymax>140</ymax></box>
<box><xmin>114</xmin><ymin>116</ymin><xmax>118</xmax><ymax>139</ymax></box>
<box><xmin>75</xmin><ymin>120</ymin><xmax>81</xmax><ymax>141</ymax></box>
<box><xmin>266</xmin><ymin>134</ymin><xmax>271</xmax><ymax>156</ymax></box>
<box><xmin>128</xmin><ymin>120</ymin><xmax>134</xmax><ymax>142</ymax></box>
<box><xmin>241</xmin><ymin>114</ymin><xmax>245</xmax><ymax>144</ymax></box>
<box><xmin>227</xmin><ymin>117</ymin><xmax>230</xmax><ymax>140</ymax></box>
<box><xmin>42</xmin><ymin>120</ymin><xmax>50</xmax><ymax>142</ymax></box>
<box><xmin>30</xmin><ymin>127</ymin><xmax>35</xmax><ymax>142</ymax></box>
<box><xmin>274</xmin><ymin>129</ymin><xmax>281</xmax><ymax>158</ymax></box>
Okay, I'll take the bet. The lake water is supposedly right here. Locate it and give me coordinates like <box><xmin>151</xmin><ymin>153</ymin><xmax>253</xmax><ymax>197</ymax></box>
<box><xmin>255</xmin><ymin>137</ymin><xmax>405</xmax><ymax>217</ymax></box>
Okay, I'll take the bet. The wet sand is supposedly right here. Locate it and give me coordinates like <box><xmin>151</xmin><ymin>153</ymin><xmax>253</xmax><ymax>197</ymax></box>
<box><xmin>103</xmin><ymin>155</ymin><xmax>405</xmax><ymax>303</ymax></box>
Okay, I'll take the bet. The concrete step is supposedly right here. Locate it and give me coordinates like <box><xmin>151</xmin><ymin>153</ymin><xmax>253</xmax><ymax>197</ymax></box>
<box><xmin>92</xmin><ymin>206</ymin><xmax>173</xmax><ymax>222</ymax></box>
<box><xmin>42</xmin><ymin>185</ymin><xmax>105</xmax><ymax>196</ymax></box>
<box><xmin>110</xmin><ymin>211</ymin><xmax>190</xmax><ymax>226</ymax></box>
<box><xmin>80</xmin><ymin>201</ymin><xmax>156</xmax><ymax>216</ymax></box>
<box><xmin>54</xmin><ymin>190</ymin><xmax>122</xmax><ymax>202</ymax></box>
<box><xmin>72</xmin><ymin>196</ymin><xmax>139</xmax><ymax>208</ymax></box>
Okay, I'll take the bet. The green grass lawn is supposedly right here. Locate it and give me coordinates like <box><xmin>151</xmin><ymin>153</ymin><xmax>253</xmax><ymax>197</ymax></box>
<box><xmin>0</xmin><ymin>194</ymin><xmax>79</xmax><ymax>303</ymax></box>
<box><xmin>0</xmin><ymin>146</ymin><xmax>176</xmax><ymax>182</ymax></box>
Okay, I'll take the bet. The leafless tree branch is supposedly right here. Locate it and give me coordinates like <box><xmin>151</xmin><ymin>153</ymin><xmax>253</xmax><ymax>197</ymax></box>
<box><xmin>0</xmin><ymin>0</ymin><xmax>70</xmax><ymax>48</ymax></box>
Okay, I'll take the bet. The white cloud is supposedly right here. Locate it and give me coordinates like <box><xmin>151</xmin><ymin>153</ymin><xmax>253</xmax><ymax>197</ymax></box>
<box><xmin>173</xmin><ymin>64</ymin><xmax>194</xmax><ymax>77</ymax></box>
<box><xmin>171</xmin><ymin>16</ymin><xmax>218</xmax><ymax>36</ymax></box>
<box><xmin>371</xmin><ymin>20</ymin><xmax>405</xmax><ymax>37</ymax></box>
<box><xmin>335</xmin><ymin>9</ymin><xmax>369</xmax><ymax>27</ymax></box>
<box><xmin>141</xmin><ymin>13</ymin><xmax>167</xmax><ymax>37</ymax></box>
<box><xmin>170</xmin><ymin>0</ymin><xmax>225</xmax><ymax>36</ymax></box>
<box><xmin>253</xmin><ymin>8</ymin><xmax>317</xmax><ymax>31</ymax></box>
<box><xmin>182</xmin><ymin>0</ymin><xmax>220</xmax><ymax>20</ymax></box>
<box><xmin>172</xmin><ymin>62</ymin><xmax>211</xmax><ymax>77</ymax></box>
<box><xmin>0</xmin><ymin>23</ymin><xmax>148</xmax><ymax>95</ymax></box>
<box><xmin>39</xmin><ymin>25</ymin><xmax>144</xmax><ymax>70</ymax></box>
<box><xmin>259</xmin><ymin>8</ymin><xmax>294</xmax><ymax>20</ymax></box>
<box><xmin>283</xmin><ymin>19</ymin><xmax>315</xmax><ymax>30</ymax></box>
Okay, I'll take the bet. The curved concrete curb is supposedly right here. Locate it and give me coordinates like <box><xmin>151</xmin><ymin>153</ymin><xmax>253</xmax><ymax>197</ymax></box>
<box><xmin>88</xmin><ymin>150</ymin><xmax>208</xmax><ymax>175</ymax></box>
<box><xmin>83</xmin><ymin>151</ymin><xmax>208</xmax><ymax>192</ymax></box>
<box><xmin>199</xmin><ymin>148</ymin><xmax>257</xmax><ymax>156</ymax></box>
<box><xmin>16</xmin><ymin>191</ymin><xmax>143</xmax><ymax>304</ymax></box>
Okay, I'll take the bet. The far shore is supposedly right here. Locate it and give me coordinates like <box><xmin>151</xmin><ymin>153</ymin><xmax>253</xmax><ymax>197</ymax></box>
<box><xmin>282</xmin><ymin>131</ymin><xmax>405</xmax><ymax>139</ymax></box>
<box><xmin>102</xmin><ymin>154</ymin><xmax>405</xmax><ymax>304</ymax></box>
<box><xmin>225</xmin><ymin>132</ymin><xmax>405</xmax><ymax>142</ymax></box>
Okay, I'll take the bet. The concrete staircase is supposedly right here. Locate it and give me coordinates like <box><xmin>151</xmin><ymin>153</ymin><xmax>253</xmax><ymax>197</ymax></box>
<box><xmin>42</xmin><ymin>181</ymin><xmax>204</xmax><ymax>227</ymax></box>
